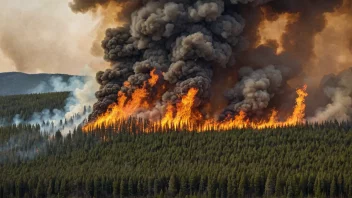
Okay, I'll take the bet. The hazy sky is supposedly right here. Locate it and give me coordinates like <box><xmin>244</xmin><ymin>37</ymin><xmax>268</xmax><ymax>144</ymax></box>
<box><xmin>0</xmin><ymin>0</ymin><xmax>107</xmax><ymax>74</ymax></box>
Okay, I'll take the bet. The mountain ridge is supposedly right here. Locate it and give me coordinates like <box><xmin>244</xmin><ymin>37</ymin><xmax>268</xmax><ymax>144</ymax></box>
<box><xmin>0</xmin><ymin>72</ymin><xmax>84</xmax><ymax>96</ymax></box>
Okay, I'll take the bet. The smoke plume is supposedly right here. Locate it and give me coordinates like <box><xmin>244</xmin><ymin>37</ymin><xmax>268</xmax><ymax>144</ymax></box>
<box><xmin>13</xmin><ymin>67</ymin><xmax>99</xmax><ymax>135</ymax></box>
<box><xmin>221</xmin><ymin>66</ymin><xmax>282</xmax><ymax>118</ymax></box>
<box><xmin>310</xmin><ymin>68</ymin><xmax>352</xmax><ymax>122</ymax></box>
<box><xmin>69</xmin><ymin>0</ymin><xmax>352</xmax><ymax>123</ymax></box>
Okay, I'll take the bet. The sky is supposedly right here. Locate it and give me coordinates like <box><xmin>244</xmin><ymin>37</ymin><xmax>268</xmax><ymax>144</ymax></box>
<box><xmin>0</xmin><ymin>0</ymin><xmax>108</xmax><ymax>75</ymax></box>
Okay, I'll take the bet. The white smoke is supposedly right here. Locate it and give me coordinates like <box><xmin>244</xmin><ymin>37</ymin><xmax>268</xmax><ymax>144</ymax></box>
<box><xmin>28</xmin><ymin>76</ymin><xmax>85</xmax><ymax>94</ymax></box>
<box><xmin>0</xmin><ymin>130</ymin><xmax>48</xmax><ymax>163</ymax></box>
<box><xmin>12</xmin><ymin>66</ymin><xmax>99</xmax><ymax>135</ymax></box>
<box><xmin>309</xmin><ymin>89</ymin><xmax>352</xmax><ymax>122</ymax></box>
<box><xmin>309</xmin><ymin>68</ymin><xmax>352</xmax><ymax>123</ymax></box>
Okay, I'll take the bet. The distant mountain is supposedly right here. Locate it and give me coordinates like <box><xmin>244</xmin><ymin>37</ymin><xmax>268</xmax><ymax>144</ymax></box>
<box><xmin>0</xmin><ymin>72</ymin><xmax>85</xmax><ymax>96</ymax></box>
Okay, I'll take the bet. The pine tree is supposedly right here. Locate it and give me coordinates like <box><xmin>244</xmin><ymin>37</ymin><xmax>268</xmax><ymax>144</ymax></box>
<box><xmin>227</xmin><ymin>176</ymin><xmax>236</xmax><ymax>198</ymax></box>
<box><xmin>307</xmin><ymin>175</ymin><xmax>315</xmax><ymax>196</ymax></box>
<box><xmin>314</xmin><ymin>175</ymin><xmax>322</xmax><ymax>197</ymax></box>
<box><xmin>264</xmin><ymin>172</ymin><xmax>275</xmax><ymax>197</ymax></box>
<box><xmin>128</xmin><ymin>177</ymin><xmax>135</xmax><ymax>196</ymax></box>
<box><xmin>215</xmin><ymin>188</ymin><xmax>220</xmax><ymax>198</ymax></box>
<box><xmin>55</xmin><ymin>179</ymin><xmax>61</xmax><ymax>195</ymax></box>
<box><xmin>168</xmin><ymin>175</ymin><xmax>178</xmax><ymax>197</ymax></box>
<box><xmin>330</xmin><ymin>177</ymin><xmax>337</xmax><ymax>198</ymax></box>
<box><xmin>16</xmin><ymin>179</ymin><xmax>24</xmax><ymax>198</ymax></box>
<box><xmin>112</xmin><ymin>180</ymin><xmax>120</xmax><ymax>198</ymax></box>
<box><xmin>189</xmin><ymin>174</ymin><xmax>199</xmax><ymax>195</ymax></box>
<box><xmin>55</xmin><ymin>130</ymin><xmax>63</xmax><ymax>142</ymax></box>
<box><xmin>86</xmin><ymin>178</ymin><xmax>94</xmax><ymax>197</ymax></box>
<box><xmin>46</xmin><ymin>179</ymin><xmax>54</xmax><ymax>196</ymax></box>
<box><xmin>207</xmin><ymin>177</ymin><xmax>216</xmax><ymax>198</ymax></box>
<box><xmin>299</xmin><ymin>174</ymin><xmax>308</xmax><ymax>196</ymax></box>
<box><xmin>219</xmin><ymin>177</ymin><xmax>227</xmax><ymax>198</ymax></box>
<box><xmin>59</xmin><ymin>179</ymin><xmax>67</xmax><ymax>198</ymax></box>
<box><xmin>254</xmin><ymin>170</ymin><xmax>263</xmax><ymax>196</ymax></box>
<box><xmin>199</xmin><ymin>175</ymin><xmax>207</xmax><ymax>195</ymax></box>
<box><xmin>28</xmin><ymin>177</ymin><xmax>38</xmax><ymax>197</ymax></box>
<box><xmin>154</xmin><ymin>178</ymin><xmax>160</xmax><ymax>196</ymax></box>
<box><xmin>238</xmin><ymin>173</ymin><xmax>248</xmax><ymax>197</ymax></box>
<box><xmin>275</xmin><ymin>172</ymin><xmax>283</xmax><ymax>197</ymax></box>
<box><xmin>94</xmin><ymin>177</ymin><xmax>102</xmax><ymax>198</ymax></box>
<box><xmin>120</xmin><ymin>178</ymin><xmax>128</xmax><ymax>198</ymax></box>
<box><xmin>148</xmin><ymin>177</ymin><xmax>154</xmax><ymax>195</ymax></box>
<box><xmin>287</xmin><ymin>184</ymin><xmax>294</xmax><ymax>198</ymax></box>
<box><xmin>35</xmin><ymin>179</ymin><xmax>45</xmax><ymax>198</ymax></box>
<box><xmin>338</xmin><ymin>174</ymin><xmax>344</xmax><ymax>196</ymax></box>
<box><xmin>137</xmin><ymin>180</ymin><xmax>143</xmax><ymax>197</ymax></box>
<box><xmin>180</xmin><ymin>176</ymin><xmax>189</xmax><ymax>196</ymax></box>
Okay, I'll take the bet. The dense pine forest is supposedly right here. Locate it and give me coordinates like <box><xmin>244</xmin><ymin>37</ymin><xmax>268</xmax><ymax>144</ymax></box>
<box><xmin>1</xmin><ymin>122</ymin><xmax>352</xmax><ymax>198</ymax></box>
<box><xmin>0</xmin><ymin>92</ymin><xmax>70</xmax><ymax>124</ymax></box>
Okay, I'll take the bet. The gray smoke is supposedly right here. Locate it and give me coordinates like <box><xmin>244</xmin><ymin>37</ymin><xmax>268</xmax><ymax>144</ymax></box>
<box><xmin>309</xmin><ymin>68</ymin><xmax>352</xmax><ymax>122</ymax></box>
<box><xmin>221</xmin><ymin>66</ymin><xmax>282</xmax><ymax>118</ymax></box>
<box><xmin>0</xmin><ymin>130</ymin><xmax>47</xmax><ymax>163</ymax></box>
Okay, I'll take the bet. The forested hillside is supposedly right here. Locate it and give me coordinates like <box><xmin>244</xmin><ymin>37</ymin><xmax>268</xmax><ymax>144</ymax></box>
<box><xmin>0</xmin><ymin>90</ymin><xmax>351</xmax><ymax>198</ymax></box>
<box><xmin>0</xmin><ymin>72</ymin><xmax>81</xmax><ymax>96</ymax></box>
<box><xmin>0</xmin><ymin>92</ymin><xmax>70</xmax><ymax>124</ymax></box>
<box><xmin>1</xmin><ymin>122</ymin><xmax>352</xmax><ymax>198</ymax></box>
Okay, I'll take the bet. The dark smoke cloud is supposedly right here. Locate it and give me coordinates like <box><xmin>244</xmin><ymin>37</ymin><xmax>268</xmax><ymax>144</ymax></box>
<box><xmin>248</xmin><ymin>0</ymin><xmax>343</xmax><ymax>81</ymax></box>
<box><xmin>274</xmin><ymin>0</ymin><xmax>343</xmax><ymax>64</ymax></box>
<box><xmin>76</xmin><ymin>0</ymin><xmax>348</xmax><ymax>121</ymax></box>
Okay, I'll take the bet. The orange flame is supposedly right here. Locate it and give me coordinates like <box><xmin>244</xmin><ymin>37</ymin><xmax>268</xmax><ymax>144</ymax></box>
<box><xmin>83</xmin><ymin>69</ymin><xmax>159</xmax><ymax>131</ymax></box>
<box><xmin>160</xmin><ymin>88</ymin><xmax>203</xmax><ymax>131</ymax></box>
<box><xmin>84</xmin><ymin>73</ymin><xmax>308</xmax><ymax>133</ymax></box>
<box><xmin>148</xmin><ymin>69</ymin><xmax>159</xmax><ymax>87</ymax></box>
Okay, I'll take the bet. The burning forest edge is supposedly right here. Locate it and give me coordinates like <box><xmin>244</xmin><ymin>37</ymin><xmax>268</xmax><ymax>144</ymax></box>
<box><xmin>69</xmin><ymin>0</ymin><xmax>352</xmax><ymax>134</ymax></box>
<box><xmin>83</xmin><ymin>70</ymin><xmax>308</xmax><ymax>133</ymax></box>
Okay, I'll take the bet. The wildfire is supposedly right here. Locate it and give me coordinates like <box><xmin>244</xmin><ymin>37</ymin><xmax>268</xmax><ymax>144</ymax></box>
<box><xmin>83</xmin><ymin>72</ymin><xmax>308</xmax><ymax>133</ymax></box>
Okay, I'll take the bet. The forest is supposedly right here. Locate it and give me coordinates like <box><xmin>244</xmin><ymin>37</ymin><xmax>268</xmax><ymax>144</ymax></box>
<box><xmin>1</xmin><ymin>121</ymin><xmax>352</xmax><ymax>198</ymax></box>
<box><xmin>0</xmin><ymin>92</ymin><xmax>352</xmax><ymax>197</ymax></box>
<box><xmin>0</xmin><ymin>92</ymin><xmax>70</xmax><ymax>124</ymax></box>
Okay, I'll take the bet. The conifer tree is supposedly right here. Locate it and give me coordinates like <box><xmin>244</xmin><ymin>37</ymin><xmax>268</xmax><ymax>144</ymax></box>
<box><xmin>238</xmin><ymin>173</ymin><xmax>248</xmax><ymax>197</ymax></box>
<box><xmin>330</xmin><ymin>177</ymin><xmax>337</xmax><ymax>198</ymax></box>
<box><xmin>168</xmin><ymin>175</ymin><xmax>178</xmax><ymax>197</ymax></box>
<box><xmin>264</xmin><ymin>172</ymin><xmax>275</xmax><ymax>197</ymax></box>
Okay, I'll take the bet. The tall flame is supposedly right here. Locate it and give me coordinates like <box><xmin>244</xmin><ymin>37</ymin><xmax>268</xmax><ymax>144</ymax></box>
<box><xmin>83</xmin><ymin>73</ymin><xmax>308</xmax><ymax>133</ymax></box>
